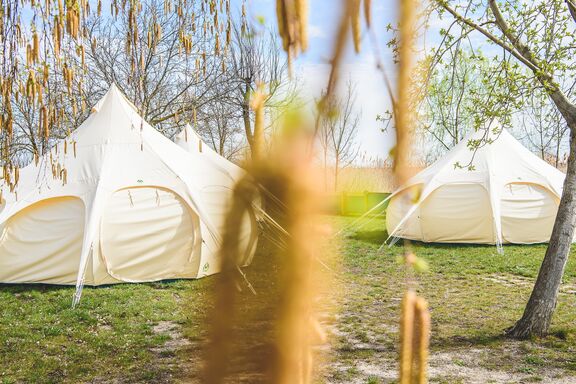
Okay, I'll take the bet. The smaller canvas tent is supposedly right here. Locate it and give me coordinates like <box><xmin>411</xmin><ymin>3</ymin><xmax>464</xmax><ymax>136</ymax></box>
<box><xmin>174</xmin><ymin>124</ymin><xmax>259</xmax><ymax>267</ymax></box>
<box><xmin>0</xmin><ymin>84</ymin><xmax>257</xmax><ymax>304</ymax></box>
<box><xmin>386</xmin><ymin>127</ymin><xmax>567</xmax><ymax>246</ymax></box>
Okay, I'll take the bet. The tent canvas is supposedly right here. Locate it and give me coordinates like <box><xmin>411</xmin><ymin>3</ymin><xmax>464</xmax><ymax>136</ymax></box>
<box><xmin>0</xmin><ymin>85</ymin><xmax>257</xmax><ymax>304</ymax></box>
<box><xmin>174</xmin><ymin>124</ymin><xmax>259</xmax><ymax>267</ymax></box>
<box><xmin>386</xmin><ymin>127</ymin><xmax>568</xmax><ymax>246</ymax></box>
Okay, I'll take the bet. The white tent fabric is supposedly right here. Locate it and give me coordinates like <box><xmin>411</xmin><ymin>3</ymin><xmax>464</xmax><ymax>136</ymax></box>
<box><xmin>174</xmin><ymin>124</ymin><xmax>259</xmax><ymax>267</ymax></box>
<box><xmin>386</xmin><ymin>128</ymin><xmax>567</xmax><ymax>245</ymax></box>
<box><xmin>0</xmin><ymin>85</ymin><xmax>256</xmax><ymax>302</ymax></box>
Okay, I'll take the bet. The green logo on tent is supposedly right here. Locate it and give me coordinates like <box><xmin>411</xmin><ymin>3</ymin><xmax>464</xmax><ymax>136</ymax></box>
<box><xmin>203</xmin><ymin>263</ymin><xmax>209</xmax><ymax>272</ymax></box>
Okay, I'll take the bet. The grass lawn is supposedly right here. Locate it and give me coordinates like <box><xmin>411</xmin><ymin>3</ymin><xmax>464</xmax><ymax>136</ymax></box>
<box><xmin>1</xmin><ymin>215</ymin><xmax>576</xmax><ymax>383</ymax></box>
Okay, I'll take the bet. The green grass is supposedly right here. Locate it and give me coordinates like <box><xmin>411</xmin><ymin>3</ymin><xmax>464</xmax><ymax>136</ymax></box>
<box><xmin>328</xmin><ymin>215</ymin><xmax>576</xmax><ymax>383</ymax></box>
<box><xmin>1</xmin><ymin>215</ymin><xmax>576</xmax><ymax>383</ymax></box>
<box><xmin>0</xmin><ymin>280</ymin><xmax>212</xmax><ymax>383</ymax></box>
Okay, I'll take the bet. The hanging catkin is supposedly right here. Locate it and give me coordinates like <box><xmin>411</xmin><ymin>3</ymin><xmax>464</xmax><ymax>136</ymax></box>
<box><xmin>295</xmin><ymin>0</ymin><xmax>308</xmax><ymax>51</ymax></box>
<box><xmin>414</xmin><ymin>298</ymin><xmax>430</xmax><ymax>383</ymax></box>
<box><xmin>351</xmin><ymin>0</ymin><xmax>361</xmax><ymax>53</ymax></box>
<box><xmin>32</xmin><ymin>31</ymin><xmax>39</xmax><ymax>62</ymax></box>
<box><xmin>364</xmin><ymin>0</ymin><xmax>371</xmax><ymax>28</ymax></box>
<box><xmin>399</xmin><ymin>290</ymin><xmax>416</xmax><ymax>384</ymax></box>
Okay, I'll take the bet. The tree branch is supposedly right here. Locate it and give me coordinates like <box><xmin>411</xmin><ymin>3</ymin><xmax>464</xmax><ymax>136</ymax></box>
<box><xmin>436</xmin><ymin>0</ymin><xmax>540</xmax><ymax>73</ymax></box>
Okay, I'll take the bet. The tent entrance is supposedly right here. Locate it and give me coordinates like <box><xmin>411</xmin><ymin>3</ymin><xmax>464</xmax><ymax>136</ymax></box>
<box><xmin>100</xmin><ymin>187</ymin><xmax>197</xmax><ymax>282</ymax></box>
<box><xmin>420</xmin><ymin>183</ymin><xmax>495</xmax><ymax>243</ymax></box>
<box><xmin>0</xmin><ymin>196</ymin><xmax>85</xmax><ymax>284</ymax></box>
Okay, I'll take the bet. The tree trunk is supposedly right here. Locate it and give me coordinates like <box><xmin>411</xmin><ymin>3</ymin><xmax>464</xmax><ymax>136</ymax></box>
<box><xmin>507</xmin><ymin>128</ymin><xmax>576</xmax><ymax>338</ymax></box>
<box><xmin>323</xmin><ymin>150</ymin><xmax>328</xmax><ymax>192</ymax></box>
<box><xmin>334</xmin><ymin>157</ymin><xmax>339</xmax><ymax>192</ymax></box>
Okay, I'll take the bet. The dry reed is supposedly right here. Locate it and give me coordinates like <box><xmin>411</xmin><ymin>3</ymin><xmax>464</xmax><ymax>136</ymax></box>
<box><xmin>395</xmin><ymin>0</ymin><xmax>431</xmax><ymax>382</ymax></box>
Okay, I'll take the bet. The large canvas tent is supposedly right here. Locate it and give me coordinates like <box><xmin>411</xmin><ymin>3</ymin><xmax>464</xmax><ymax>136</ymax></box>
<box><xmin>386</xmin><ymin>127</ymin><xmax>567</xmax><ymax>247</ymax></box>
<box><xmin>0</xmin><ymin>84</ymin><xmax>257</xmax><ymax>303</ymax></box>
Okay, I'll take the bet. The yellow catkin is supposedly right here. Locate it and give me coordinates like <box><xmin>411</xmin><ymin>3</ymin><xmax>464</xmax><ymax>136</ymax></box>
<box><xmin>41</xmin><ymin>105</ymin><xmax>48</xmax><ymax>138</ymax></box>
<box><xmin>26</xmin><ymin>44</ymin><xmax>32</xmax><ymax>66</ymax></box>
<box><xmin>415</xmin><ymin>298</ymin><xmax>430</xmax><ymax>384</ymax></box>
<box><xmin>79</xmin><ymin>45</ymin><xmax>85</xmax><ymax>68</ymax></box>
<box><xmin>27</xmin><ymin>71</ymin><xmax>36</xmax><ymax>104</ymax></box>
<box><xmin>32</xmin><ymin>32</ymin><xmax>39</xmax><ymax>62</ymax></box>
<box><xmin>399</xmin><ymin>290</ymin><xmax>416</xmax><ymax>384</ymax></box>
<box><xmin>351</xmin><ymin>0</ymin><xmax>361</xmax><ymax>53</ymax></box>
<box><xmin>276</xmin><ymin>0</ymin><xmax>289</xmax><ymax>51</ymax></box>
<box><xmin>295</xmin><ymin>0</ymin><xmax>308</xmax><ymax>51</ymax></box>
<box><xmin>53</xmin><ymin>18</ymin><xmax>61</xmax><ymax>56</ymax></box>
<box><xmin>43</xmin><ymin>64</ymin><xmax>49</xmax><ymax>85</ymax></box>
<box><xmin>364</xmin><ymin>0</ymin><xmax>372</xmax><ymax>28</ymax></box>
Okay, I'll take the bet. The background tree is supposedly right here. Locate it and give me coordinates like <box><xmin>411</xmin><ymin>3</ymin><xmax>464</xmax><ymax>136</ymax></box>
<box><xmin>0</xmin><ymin>0</ymin><xmax>231</xmax><ymax>190</ymax></box>
<box><xmin>226</xmin><ymin>26</ymin><xmax>295</xmax><ymax>159</ymax></box>
<box><xmin>0</xmin><ymin>0</ymin><xmax>297</xmax><ymax>171</ymax></box>
<box><xmin>421</xmin><ymin>48</ymin><xmax>517</xmax><ymax>160</ymax></box>
<box><xmin>318</xmin><ymin>79</ymin><xmax>360</xmax><ymax>191</ymax></box>
<box><xmin>520</xmin><ymin>89</ymin><xmax>569</xmax><ymax>169</ymax></box>
<box><xmin>196</xmin><ymin>98</ymin><xmax>246</xmax><ymax>160</ymax></box>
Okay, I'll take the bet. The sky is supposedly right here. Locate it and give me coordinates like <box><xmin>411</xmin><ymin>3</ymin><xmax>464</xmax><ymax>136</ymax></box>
<box><xmin>238</xmin><ymin>0</ymin><xmax>402</xmax><ymax>163</ymax></box>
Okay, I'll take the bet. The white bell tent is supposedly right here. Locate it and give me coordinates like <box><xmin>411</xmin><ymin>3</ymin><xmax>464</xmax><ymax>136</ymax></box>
<box><xmin>386</xmin><ymin>127</ymin><xmax>567</xmax><ymax>247</ymax></box>
<box><xmin>0</xmin><ymin>84</ymin><xmax>257</xmax><ymax>304</ymax></box>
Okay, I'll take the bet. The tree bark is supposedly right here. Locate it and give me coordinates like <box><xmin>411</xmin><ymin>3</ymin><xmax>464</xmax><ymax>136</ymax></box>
<box><xmin>507</xmin><ymin>127</ymin><xmax>576</xmax><ymax>338</ymax></box>
<box><xmin>334</xmin><ymin>157</ymin><xmax>339</xmax><ymax>192</ymax></box>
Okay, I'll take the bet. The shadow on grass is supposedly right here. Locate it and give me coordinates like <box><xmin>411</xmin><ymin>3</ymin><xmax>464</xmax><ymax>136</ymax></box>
<box><xmin>0</xmin><ymin>283</ymin><xmax>74</xmax><ymax>293</ymax></box>
<box><xmin>0</xmin><ymin>278</ymin><xmax>202</xmax><ymax>296</ymax></box>
<box><xmin>349</xmin><ymin>230</ymin><xmax>507</xmax><ymax>252</ymax></box>
<box><xmin>436</xmin><ymin>333</ymin><xmax>507</xmax><ymax>349</ymax></box>
<box><xmin>349</xmin><ymin>230</ymin><xmax>389</xmax><ymax>245</ymax></box>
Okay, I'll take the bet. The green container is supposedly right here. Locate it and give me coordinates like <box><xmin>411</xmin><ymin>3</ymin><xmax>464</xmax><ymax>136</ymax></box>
<box><xmin>339</xmin><ymin>192</ymin><xmax>391</xmax><ymax>216</ymax></box>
